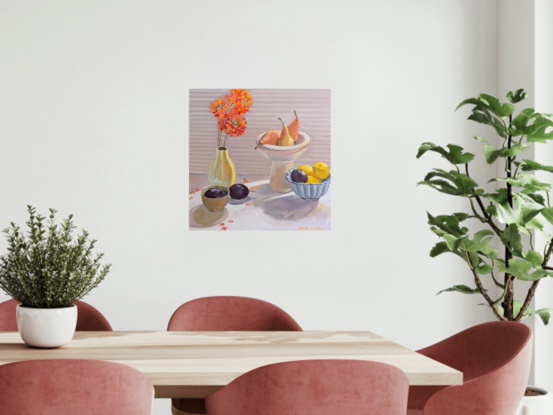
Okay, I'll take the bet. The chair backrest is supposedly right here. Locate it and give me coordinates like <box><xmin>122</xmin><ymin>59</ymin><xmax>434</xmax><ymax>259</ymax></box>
<box><xmin>0</xmin><ymin>359</ymin><xmax>153</xmax><ymax>415</ymax></box>
<box><xmin>206</xmin><ymin>359</ymin><xmax>409</xmax><ymax>415</ymax></box>
<box><xmin>0</xmin><ymin>299</ymin><xmax>112</xmax><ymax>331</ymax></box>
<box><xmin>417</xmin><ymin>321</ymin><xmax>532</xmax><ymax>381</ymax></box>
<box><xmin>167</xmin><ymin>296</ymin><xmax>302</xmax><ymax>331</ymax></box>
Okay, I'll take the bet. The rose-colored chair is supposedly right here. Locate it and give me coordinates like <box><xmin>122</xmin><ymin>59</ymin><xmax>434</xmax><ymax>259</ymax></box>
<box><xmin>167</xmin><ymin>296</ymin><xmax>302</xmax><ymax>415</ymax></box>
<box><xmin>407</xmin><ymin>321</ymin><xmax>532</xmax><ymax>415</ymax></box>
<box><xmin>0</xmin><ymin>359</ymin><xmax>154</xmax><ymax>414</ymax></box>
<box><xmin>0</xmin><ymin>299</ymin><xmax>112</xmax><ymax>331</ymax></box>
<box><xmin>205</xmin><ymin>359</ymin><xmax>409</xmax><ymax>415</ymax></box>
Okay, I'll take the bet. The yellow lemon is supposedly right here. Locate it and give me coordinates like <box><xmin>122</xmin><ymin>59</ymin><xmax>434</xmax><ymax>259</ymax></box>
<box><xmin>306</xmin><ymin>176</ymin><xmax>321</xmax><ymax>184</ymax></box>
<box><xmin>313</xmin><ymin>162</ymin><xmax>329</xmax><ymax>180</ymax></box>
<box><xmin>297</xmin><ymin>165</ymin><xmax>314</xmax><ymax>176</ymax></box>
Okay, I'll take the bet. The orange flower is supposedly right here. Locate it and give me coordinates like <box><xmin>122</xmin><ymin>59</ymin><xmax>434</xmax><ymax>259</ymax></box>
<box><xmin>210</xmin><ymin>99</ymin><xmax>228</xmax><ymax>119</ymax></box>
<box><xmin>219</xmin><ymin>111</ymin><xmax>247</xmax><ymax>137</ymax></box>
<box><xmin>226</xmin><ymin>89</ymin><xmax>252</xmax><ymax>115</ymax></box>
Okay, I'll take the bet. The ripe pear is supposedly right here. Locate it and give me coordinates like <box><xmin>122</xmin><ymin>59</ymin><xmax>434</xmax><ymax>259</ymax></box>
<box><xmin>277</xmin><ymin>118</ymin><xmax>295</xmax><ymax>146</ymax></box>
<box><xmin>288</xmin><ymin>110</ymin><xmax>300</xmax><ymax>141</ymax></box>
<box><xmin>255</xmin><ymin>129</ymin><xmax>281</xmax><ymax>149</ymax></box>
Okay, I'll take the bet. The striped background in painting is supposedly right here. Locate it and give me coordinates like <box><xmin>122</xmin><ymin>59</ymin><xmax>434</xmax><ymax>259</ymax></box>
<box><xmin>189</xmin><ymin>89</ymin><xmax>331</xmax><ymax>175</ymax></box>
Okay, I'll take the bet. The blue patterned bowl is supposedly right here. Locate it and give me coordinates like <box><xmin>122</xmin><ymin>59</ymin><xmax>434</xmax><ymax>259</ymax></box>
<box><xmin>286</xmin><ymin>168</ymin><xmax>331</xmax><ymax>201</ymax></box>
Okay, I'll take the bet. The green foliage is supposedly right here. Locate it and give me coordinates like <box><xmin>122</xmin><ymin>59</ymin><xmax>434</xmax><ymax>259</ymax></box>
<box><xmin>417</xmin><ymin>143</ymin><xmax>475</xmax><ymax>165</ymax></box>
<box><xmin>419</xmin><ymin>89</ymin><xmax>553</xmax><ymax>325</ymax></box>
<box><xmin>0</xmin><ymin>206</ymin><xmax>110</xmax><ymax>308</ymax></box>
<box><xmin>507</xmin><ymin>89</ymin><xmax>527</xmax><ymax>104</ymax></box>
<box><xmin>437</xmin><ymin>285</ymin><xmax>482</xmax><ymax>295</ymax></box>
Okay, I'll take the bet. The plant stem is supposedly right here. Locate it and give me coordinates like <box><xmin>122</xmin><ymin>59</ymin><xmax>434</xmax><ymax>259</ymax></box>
<box><xmin>516</xmin><ymin>237</ymin><xmax>553</xmax><ymax>321</ymax></box>
<box><xmin>465</xmin><ymin>163</ymin><xmax>502</xmax><ymax>236</ymax></box>
<box><xmin>503</xmin><ymin>114</ymin><xmax>515</xmax><ymax>320</ymax></box>
<box><xmin>465</xmin><ymin>251</ymin><xmax>507</xmax><ymax>321</ymax></box>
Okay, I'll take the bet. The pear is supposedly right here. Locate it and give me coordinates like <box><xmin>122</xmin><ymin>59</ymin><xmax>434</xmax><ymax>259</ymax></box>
<box><xmin>277</xmin><ymin>118</ymin><xmax>295</xmax><ymax>146</ymax></box>
<box><xmin>255</xmin><ymin>130</ymin><xmax>281</xmax><ymax>149</ymax></box>
<box><xmin>288</xmin><ymin>110</ymin><xmax>300</xmax><ymax>141</ymax></box>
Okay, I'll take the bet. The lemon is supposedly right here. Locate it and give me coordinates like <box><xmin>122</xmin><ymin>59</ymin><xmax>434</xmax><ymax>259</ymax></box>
<box><xmin>297</xmin><ymin>165</ymin><xmax>314</xmax><ymax>176</ymax></box>
<box><xmin>313</xmin><ymin>162</ymin><xmax>329</xmax><ymax>180</ymax></box>
<box><xmin>306</xmin><ymin>176</ymin><xmax>321</xmax><ymax>184</ymax></box>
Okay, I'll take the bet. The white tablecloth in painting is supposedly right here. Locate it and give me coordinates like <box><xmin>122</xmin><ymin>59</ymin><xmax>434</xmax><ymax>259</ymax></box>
<box><xmin>189</xmin><ymin>174</ymin><xmax>331</xmax><ymax>231</ymax></box>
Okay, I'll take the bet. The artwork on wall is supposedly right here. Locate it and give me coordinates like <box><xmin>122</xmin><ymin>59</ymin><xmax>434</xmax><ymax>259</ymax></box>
<box><xmin>189</xmin><ymin>89</ymin><xmax>331</xmax><ymax>231</ymax></box>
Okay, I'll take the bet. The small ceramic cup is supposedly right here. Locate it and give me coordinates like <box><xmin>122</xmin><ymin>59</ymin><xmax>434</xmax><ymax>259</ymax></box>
<box><xmin>201</xmin><ymin>185</ymin><xmax>230</xmax><ymax>212</ymax></box>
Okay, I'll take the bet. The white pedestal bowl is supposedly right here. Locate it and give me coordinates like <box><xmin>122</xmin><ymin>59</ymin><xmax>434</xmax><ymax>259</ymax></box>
<box><xmin>255</xmin><ymin>131</ymin><xmax>311</xmax><ymax>193</ymax></box>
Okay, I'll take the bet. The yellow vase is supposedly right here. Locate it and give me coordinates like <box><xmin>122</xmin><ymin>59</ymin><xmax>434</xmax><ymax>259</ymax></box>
<box><xmin>208</xmin><ymin>147</ymin><xmax>236</xmax><ymax>187</ymax></box>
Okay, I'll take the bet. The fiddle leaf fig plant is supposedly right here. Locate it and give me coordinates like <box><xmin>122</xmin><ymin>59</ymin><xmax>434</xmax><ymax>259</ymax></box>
<box><xmin>418</xmin><ymin>89</ymin><xmax>553</xmax><ymax>324</ymax></box>
<box><xmin>0</xmin><ymin>206</ymin><xmax>110</xmax><ymax>308</ymax></box>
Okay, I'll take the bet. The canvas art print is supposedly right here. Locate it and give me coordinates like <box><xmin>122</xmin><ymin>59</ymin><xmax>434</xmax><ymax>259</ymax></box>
<box><xmin>189</xmin><ymin>89</ymin><xmax>331</xmax><ymax>231</ymax></box>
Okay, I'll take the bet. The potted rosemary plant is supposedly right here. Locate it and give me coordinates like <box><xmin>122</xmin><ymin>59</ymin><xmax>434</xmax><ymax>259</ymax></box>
<box><xmin>0</xmin><ymin>206</ymin><xmax>110</xmax><ymax>348</ymax></box>
<box><xmin>418</xmin><ymin>89</ymin><xmax>553</xmax><ymax>414</ymax></box>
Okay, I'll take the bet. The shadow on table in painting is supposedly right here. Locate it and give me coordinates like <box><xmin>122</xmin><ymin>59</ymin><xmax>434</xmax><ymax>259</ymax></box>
<box><xmin>254</xmin><ymin>193</ymin><xmax>321</xmax><ymax>220</ymax></box>
<box><xmin>247</xmin><ymin>183</ymin><xmax>329</xmax><ymax>221</ymax></box>
<box><xmin>189</xmin><ymin>205</ymin><xmax>229</xmax><ymax>228</ymax></box>
<box><xmin>228</xmin><ymin>196</ymin><xmax>251</xmax><ymax>205</ymax></box>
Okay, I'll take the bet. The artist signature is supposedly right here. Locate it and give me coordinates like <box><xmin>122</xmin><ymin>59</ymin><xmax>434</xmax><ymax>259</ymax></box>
<box><xmin>299</xmin><ymin>226</ymin><xmax>324</xmax><ymax>231</ymax></box>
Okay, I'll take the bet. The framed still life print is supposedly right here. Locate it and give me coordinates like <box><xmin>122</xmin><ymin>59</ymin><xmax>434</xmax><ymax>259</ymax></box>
<box><xmin>189</xmin><ymin>89</ymin><xmax>331</xmax><ymax>231</ymax></box>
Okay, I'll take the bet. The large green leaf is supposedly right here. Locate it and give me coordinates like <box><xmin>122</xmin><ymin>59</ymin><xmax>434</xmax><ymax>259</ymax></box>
<box><xmin>490</xmin><ymin>174</ymin><xmax>551</xmax><ymax>192</ymax></box>
<box><xmin>521</xmin><ymin>159</ymin><xmax>553</xmax><ymax>173</ymax></box>
<box><xmin>468</xmin><ymin>109</ymin><xmax>508</xmax><ymax>137</ymax></box>
<box><xmin>536</xmin><ymin>308</ymin><xmax>552</xmax><ymax>325</ymax></box>
<box><xmin>501</xmin><ymin>259</ymin><xmax>532</xmax><ymax>279</ymax></box>
<box><xmin>451</xmin><ymin>173</ymin><xmax>478</xmax><ymax>195</ymax></box>
<box><xmin>483</xmin><ymin>144</ymin><xmax>528</xmax><ymax>164</ymax></box>
<box><xmin>541</xmin><ymin>207</ymin><xmax>553</xmax><ymax>225</ymax></box>
<box><xmin>500</xmin><ymin>224</ymin><xmax>523</xmax><ymax>257</ymax></box>
<box><xmin>417</xmin><ymin>143</ymin><xmax>475</xmax><ymax>165</ymax></box>
<box><xmin>512</xmin><ymin>300</ymin><xmax>552</xmax><ymax>325</ymax></box>
<box><xmin>437</xmin><ymin>285</ymin><xmax>482</xmax><ymax>295</ymax></box>
<box><xmin>429</xmin><ymin>241</ymin><xmax>463</xmax><ymax>259</ymax></box>
<box><xmin>427</xmin><ymin>213</ymin><xmax>468</xmax><ymax>238</ymax></box>
<box><xmin>457</xmin><ymin>95</ymin><xmax>510</xmax><ymax>136</ymax></box>
<box><xmin>478</xmin><ymin>93</ymin><xmax>514</xmax><ymax>118</ymax></box>
<box><xmin>495</xmin><ymin>194</ymin><xmax>543</xmax><ymax>229</ymax></box>
<box><xmin>458</xmin><ymin>94</ymin><xmax>514</xmax><ymax>118</ymax></box>
<box><xmin>475</xmin><ymin>263</ymin><xmax>493</xmax><ymax>274</ymax></box>
<box><xmin>507</xmin><ymin>89</ymin><xmax>527</xmax><ymax>104</ymax></box>
<box><xmin>525</xmin><ymin>193</ymin><xmax>546</xmax><ymax>206</ymax></box>
<box><xmin>510</xmin><ymin>108</ymin><xmax>538</xmax><ymax>137</ymax></box>
<box><xmin>509</xmin><ymin>108</ymin><xmax>553</xmax><ymax>141</ymax></box>
<box><xmin>479</xmin><ymin>243</ymin><xmax>499</xmax><ymax>260</ymax></box>
<box><xmin>525</xmin><ymin>250</ymin><xmax>544</xmax><ymax>267</ymax></box>
<box><xmin>419</xmin><ymin>169</ymin><xmax>478</xmax><ymax>197</ymax></box>
<box><xmin>430</xmin><ymin>241</ymin><xmax>450</xmax><ymax>257</ymax></box>
<box><xmin>499</xmin><ymin>258</ymin><xmax>552</xmax><ymax>281</ymax></box>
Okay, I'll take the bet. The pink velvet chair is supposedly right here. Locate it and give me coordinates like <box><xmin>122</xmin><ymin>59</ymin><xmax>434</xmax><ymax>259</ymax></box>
<box><xmin>167</xmin><ymin>296</ymin><xmax>302</xmax><ymax>415</ymax></box>
<box><xmin>0</xmin><ymin>299</ymin><xmax>112</xmax><ymax>331</ymax></box>
<box><xmin>407</xmin><ymin>321</ymin><xmax>532</xmax><ymax>415</ymax></box>
<box><xmin>206</xmin><ymin>359</ymin><xmax>409</xmax><ymax>415</ymax></box>
<box><xmin>0</xmin><ymin>359</ymin><xmax>154</xmax><ymax>414</ymax></box>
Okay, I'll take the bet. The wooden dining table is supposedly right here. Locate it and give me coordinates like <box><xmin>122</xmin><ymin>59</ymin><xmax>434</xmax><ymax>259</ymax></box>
<box><xmin>0</xmin><ymin>331</ymin><xmax>462</xmax><ymax>398</ymax></box>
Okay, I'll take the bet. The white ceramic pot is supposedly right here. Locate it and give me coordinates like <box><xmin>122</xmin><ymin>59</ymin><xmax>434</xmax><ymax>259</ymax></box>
<box><xmin>16</xmin><ymin>304</ymin><xmax>77</xmax><ymax>348</ymax></box>
<box><xmin>517</xmin><ymin>386</ymin><xmax>553</xmax><ymax>415</ymax></box>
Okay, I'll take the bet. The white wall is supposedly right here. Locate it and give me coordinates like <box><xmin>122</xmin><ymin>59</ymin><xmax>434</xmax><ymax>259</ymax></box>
<box><xmin>0</xmin><ymin>1</ymin><xmax>500</xmax><ymax>413</ymax></box>
<box><xmin>534</xmin><ymin>0</ymin><xmax>553</xmax><ymax>392</ymax></box>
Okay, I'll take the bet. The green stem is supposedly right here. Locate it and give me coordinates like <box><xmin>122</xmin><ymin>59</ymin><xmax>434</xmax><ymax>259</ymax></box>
<box><xmin>468</xmin><ymin>197</ymin><xmax>486</xmax><ymax>221</ymax></box>
<box><xmin>493</xmin><ymin>280</ymin><xmax>510</xmax><ymax>306</ymax></box>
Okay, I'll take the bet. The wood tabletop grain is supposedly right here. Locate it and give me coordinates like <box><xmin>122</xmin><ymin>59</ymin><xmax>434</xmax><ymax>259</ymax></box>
<box><xmin>0</xmin><ymin>331</ymin><xmax>462</xmax><ymax>398</ymax></box>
